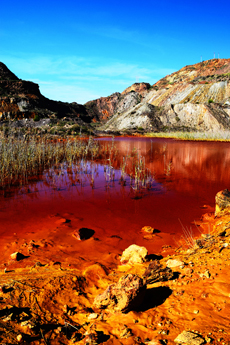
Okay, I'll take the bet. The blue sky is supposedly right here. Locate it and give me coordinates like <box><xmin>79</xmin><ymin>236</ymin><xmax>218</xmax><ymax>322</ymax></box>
<box><xmin>1</xmin><ymin>0</ymin><xmax>229</xmax><ymax>104</ymax></box>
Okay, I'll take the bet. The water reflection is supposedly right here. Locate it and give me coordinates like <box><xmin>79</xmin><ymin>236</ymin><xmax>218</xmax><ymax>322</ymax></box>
<box><xmin>0</xmin><ymin>137</ymin><xmax>230</xmax><ymax>253</ymax></box>
<box><xmin>99</xmin><ymin>137</ymin><xmax>230</xmax><ymax>197</ymax></box>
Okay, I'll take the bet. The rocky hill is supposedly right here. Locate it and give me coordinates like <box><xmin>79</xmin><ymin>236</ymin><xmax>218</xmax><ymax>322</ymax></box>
<box><xmin>0</xmin><ymin>62</ymin><xmax>92</xmax><ymax>125</ymax></box>
<box><xmin>1</xmin><ymin>59</ymin><xmax>230</xmax><ymax>133</ymax></box>
<box><xmin>94</xmin><ymin>59</ymin><xmax>230</xmax><ymax>133</ymax></box>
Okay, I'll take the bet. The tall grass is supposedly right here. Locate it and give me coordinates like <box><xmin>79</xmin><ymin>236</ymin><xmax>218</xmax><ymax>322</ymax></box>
<box><xmin>0</xmin><ymin>133</ymin><xmax>100</xmax><ymax>188</ymax></box>
<box><xmin>0</xmin><ymin>132</ymin><xmax>156</xmax><ymax>197</ymax></box>
<box><xmin>145</xmin><ymin>130</ymin><xmax>230</xmax><ymax>141</ymax></box>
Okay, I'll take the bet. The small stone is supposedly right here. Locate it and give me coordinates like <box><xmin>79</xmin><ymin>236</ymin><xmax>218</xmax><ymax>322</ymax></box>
<box><xmin>174</xmin><ymin>330</ymin><xmax>205</xmax><ymax>345</ymax></box>
<box><xmin>120</xmin><ymin>326</ymin><xmax>132</xmax><ymax>339</ymax></box>
<box><xmin>88</xmin><ymin>313</ymin><xmax>98</xmax><ymax>320</ymax></box>
<box><xmin>10</xmin><ymin>252</ymin><xmax>25</xmax><ymax>261</ymax></box>
<box><xmin>205</xmin><ymin>336</ymin><xmax>212</xmax><ymax>343</ymax></box>
<box><xmin>166</xmin><ymin>259</ymin><xmax>184</xmax><ymax>268</ymax></box>
<box><xmin>193</xmin><ymin>310</ymin><xmax>199</xmax><ymax>314</ymax></box>
<box><xmin>20</xmin><ymin>320</ymin><xmax>37</xmax><ymax>334</ymax></box>
<box><xmin>141</xmin><ymin>226</ymin><xmax>157</xmax><ymax>234</ymax></box>
<box><xmin>84</xmin><ymin>330</ymin><xmax>98</xmax><ymax>344</ymax></box>
<box><xmin>200</xmin><ymin>270</ymin><xmax>211</xmax><ymax>279</ymax></box>
<box><xmin>120</xmin><ymin>244</ymin><xmax>148</xmax><ymax>264</ymax></box>
<box><xmin>0</xmin><ymin>285</ymin><xmax>6</xmax><ymax>293</ymax></box>
<box><xmin>3</xmin><ymin>313</ymin><xmax>13</xmax><ymax>322</ymax></box>
<box><xmin>17</xmin><ymin>334</ymin><xmax>23</xmax><ymax>342</ymax></box>
<box><xmin>63</xmin><ymin>304</ymin><xmax>68</xmax><ymax>313</ymax></box>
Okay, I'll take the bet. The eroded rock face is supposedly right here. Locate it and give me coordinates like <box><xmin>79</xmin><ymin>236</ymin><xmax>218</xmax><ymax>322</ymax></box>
<box><xmin>215</xmin><ymin>189</ymin><xmax>230</xmax><ymax>216</ymax></box>
<box><xmin>97</xmin><ymin>59</ymin><xmax>230</xmax><ymax>132</ymax></box>
<box><xmin>93</xmin><ymin>274</ymin><xmax>146</xmax><ymax>312</ymax></box>
<box><xmin>121</xmin><ymin>82</ymin><xmax>151</xmax><ymax>96</ymax></box>
<box><xmin>120</xmin><ymin>244</ymin><xmax>148</xmax><ymax>265</ymax></box>
<box><xmin>101</xmin><ymin>102</ymin><xmax>162</xmax><ymax>132</ymax></box>
<box><xmin>84</xmin><ymin>93</ymin><xmax>120</xmax><ymax>122</ymax></box>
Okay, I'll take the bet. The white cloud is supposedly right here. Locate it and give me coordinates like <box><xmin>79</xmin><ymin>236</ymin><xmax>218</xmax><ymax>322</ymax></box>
<box><xmin>38</xmin><ymin>81</ymin><xmax>101</xmax><ymax>104</ymax></box>
<box><xmin>0</xmin><ymin>54</ymin><xmax>175</xmax><ymax>103</ymax></box>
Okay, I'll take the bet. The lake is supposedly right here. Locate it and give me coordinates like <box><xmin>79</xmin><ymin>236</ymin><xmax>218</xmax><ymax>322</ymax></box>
<box><xmin>0</xmin><ymin>137</ymin><xmax>229</xmax><ymax>264</ymax></box>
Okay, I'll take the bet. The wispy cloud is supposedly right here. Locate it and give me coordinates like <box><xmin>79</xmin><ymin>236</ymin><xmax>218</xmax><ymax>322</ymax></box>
<box><xmin>37</xmin><ymin>81</ymin><xmax>101</xmax><ymax>104</ymax></box>
<box><xmin>0</xmin><ymin>54</ymin><xmax>175</xmax><ymax>103</ymax></box>
<box><xmin>74</xmin><ymin>24</ymin><xmax>164</xmax><ymax>52</ymax></box>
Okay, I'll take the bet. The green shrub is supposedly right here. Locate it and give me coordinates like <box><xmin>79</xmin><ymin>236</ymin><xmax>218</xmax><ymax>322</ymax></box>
<box><xmin>208</xmin><ymin>99</ymin><xmax>214</xmax><ymax>104</ymax></box>
<box><xmin>33</xmin><ymin>114</ymin><xmax>40</xmax><ymax>121</ymax></box>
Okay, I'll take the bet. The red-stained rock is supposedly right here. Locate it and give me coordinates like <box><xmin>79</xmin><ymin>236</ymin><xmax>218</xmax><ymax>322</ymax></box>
<box><xmin>143</xmin><ymin>260</ymin><xmax>174</xmax><ymax>284</ymax></box>
<box><xmin>93</xmin><ymin>274</ymin><xmax>146</xmax><ymax>312</ymax></box>
<box><xmin>10</xmin><ymin>252</ymin><xmax>25</xmax><ymax>261</ymax></box>
<box><xmin>174</xmin><ymin>330</ymin><xmax>205</xmax><ymax>345</ymax></box>
<box><xmin>215</xmin><ymin>189</ymin><xmax>230</xmax><ymax>216</ymax></box>
<box><xmin>121</xmin><ymin>82</ymin><xmax>151</xmax><ymax>96</ymax></box>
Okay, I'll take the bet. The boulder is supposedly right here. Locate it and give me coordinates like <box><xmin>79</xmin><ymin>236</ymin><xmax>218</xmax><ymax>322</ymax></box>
<box><xmin>166</xmin><ymin>259</ymin><xmax>184</xmax><ymax>268</ymax></box>
<box><xmin>93</xmin><ymin>274</ymin><xmax>146</xmax><ymax>312</ymax></box>
<box><xmin>215</xmin><ymin>189</ymin><xmax>230</xmax><ymax>216</ymax></box>
<box><xmin>174</xmin><ymin>331</ymin><xmax>205</xmax><ymax>345</ymax></box>
<box><xmin>120</xmin><ymin>244</ymin><xmax>148</xmax><ymax>265</ymax></box>
<box><xmin>141</xmin><ymin>226</ymin><xmax>156</xmax><ymax>234</ymax></box>
<box><xmin>143</xmin><ymin>260</ymin><xmax>174</xmax><ymax>284</ymax></box>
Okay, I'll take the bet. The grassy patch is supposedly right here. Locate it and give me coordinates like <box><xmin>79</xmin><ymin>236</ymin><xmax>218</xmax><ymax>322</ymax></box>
<box><xmin>145</xmin><ymin>130</ymin><xmax>230</xmax><ymax>142</ymax></box>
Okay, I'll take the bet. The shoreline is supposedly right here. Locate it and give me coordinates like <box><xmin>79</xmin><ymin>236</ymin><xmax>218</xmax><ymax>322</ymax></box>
<box><xmin>0</xmin><ymin>191</ymin><xmax>230</xmax><ymax>344</ymax></box>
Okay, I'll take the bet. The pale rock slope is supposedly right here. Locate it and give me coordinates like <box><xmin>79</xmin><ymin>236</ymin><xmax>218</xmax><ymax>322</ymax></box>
<box><xmin>96</xmin><ymin>59</ymin><xmax>230</xmax><ymax>132</ymax></box>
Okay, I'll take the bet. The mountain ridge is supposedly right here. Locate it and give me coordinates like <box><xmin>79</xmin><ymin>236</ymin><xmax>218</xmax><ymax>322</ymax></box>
<box><xmin>1</xmin><ymin>59</ymin><xmax>230</xmax><ymax>134</ymax></box>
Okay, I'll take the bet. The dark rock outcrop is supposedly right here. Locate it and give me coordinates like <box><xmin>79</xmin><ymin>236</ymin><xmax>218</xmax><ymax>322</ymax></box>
<box><xmin>0</xmin><ymin>62</ymin><xmax>93</xmax><ymax>124</ymax></box>
<box><xmin>143</xmin><ymin>261</ymin><xmax>174</xmax><ymax>284</ymax></box>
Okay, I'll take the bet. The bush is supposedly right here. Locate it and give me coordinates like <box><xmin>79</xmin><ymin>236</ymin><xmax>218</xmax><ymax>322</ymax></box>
<box><xmin>33</xmin><ymin>114</ymin><xmax>40</xmax><ymax>121</ymax></box>
<box><xmin>208</xmin><ymin>99</ymin><xmax>214</xmax><ymax>104</ymax></box>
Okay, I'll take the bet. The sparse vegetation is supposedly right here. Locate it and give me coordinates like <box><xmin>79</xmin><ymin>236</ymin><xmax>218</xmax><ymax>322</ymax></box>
<box><xmin>208</xmin><ymin>99</ymin><xmax>214</xmax><ymax>104</ymax></box>
<box><xmin>0</xmin><ymin>128</ymin><xmax>156</xmax><ymax>196</ymax></box>
<box><xmin>145</xmin><ymin>130</ymin><xmax>230</xmax><ymax>141</ymax></box>
<box><xmin>33</xmin><ymin>114</ymin><xmax>40</xmax><ymax>121</ymax></box>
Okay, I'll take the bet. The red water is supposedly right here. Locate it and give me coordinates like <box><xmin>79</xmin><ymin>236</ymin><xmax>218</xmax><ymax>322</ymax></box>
<box><xmin>1</xmin><ymin>137</ymin><xmax>230</xmax><ymax>263</ymax></box>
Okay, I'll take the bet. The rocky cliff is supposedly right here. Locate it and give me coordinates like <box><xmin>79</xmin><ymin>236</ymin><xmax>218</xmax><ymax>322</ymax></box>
<box><xmin>96</xmin><ymin>59</ymin><xmax>230</xmax><ymax>132</ymax></box>
<box><xmin>0</xmin><ymin>62</ymin><xmax>92</xmax><ymax>124</ymax></box>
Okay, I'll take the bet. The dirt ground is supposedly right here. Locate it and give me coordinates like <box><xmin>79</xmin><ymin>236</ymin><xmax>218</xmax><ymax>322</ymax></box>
<box><xmin>0</xmin><ymin>208</ymin><xmax>230</xmax><ymax>344</ymax></box>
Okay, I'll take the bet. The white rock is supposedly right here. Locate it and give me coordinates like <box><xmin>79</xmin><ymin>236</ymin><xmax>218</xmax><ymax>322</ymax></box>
<box><xmin>166</xmin><ymin>259</ymin><xmax>184</xmax><ymax>268</ymax></box>
<box><xmin>174</xmin><ymin>330</ymin><xmax>205</xmax><ymax>345</ymax></box>
<box><xmin>88</xmin><ymin>313</ymin><xmax>98</xmax><ymax>320</ymax></box>
<box><xmin>120</xmin><ymin>244</ymin><xmax>148</xmax><ymax>264</ymax></box>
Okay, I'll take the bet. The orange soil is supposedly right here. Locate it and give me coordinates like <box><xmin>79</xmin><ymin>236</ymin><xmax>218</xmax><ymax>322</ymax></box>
<box><xmin>0</xmin><ymin>207</ymin><xmax>230</xmax><ymax>344</ymax></box>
